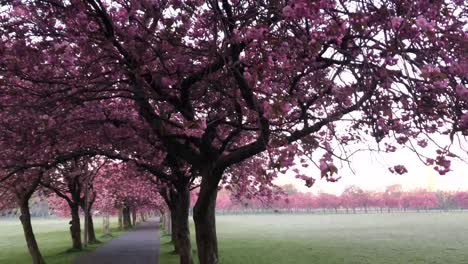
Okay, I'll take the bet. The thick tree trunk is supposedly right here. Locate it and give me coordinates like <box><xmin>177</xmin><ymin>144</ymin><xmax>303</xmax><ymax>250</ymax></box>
<box><xmin>194</xmin><ymin>177</ymin><xmax>219</xmax><ymax>264</ymax></box>
<box><xmin>19</xmin><ymin>200</ymin><xmax>45</xmax><ymax>264</ymax></box>
<box><xmin>175</xmin><ymin>185</ymin><xmax>193</xmax><ymax>264</ymax></box>
<box><xmin>171</xmin><ymin>209</ymin><xmax>179</xmax><ymax>253</ymax></box>
<box><xmin>122</xmin><ymin>206</ymin><xmax>132</xmax><ymax>229</ymax></box>
<box><xmin>80</xmin><ymin>202</ymin><xmax>98</xmax><ymax>244</ymax></box>
<box><xmin>87</xmin><ymin>213</ymin><xmax>98</xmax><ymax>243</ymax></box>
<box><xmin>70</xmin><ymin>205</ymin><xmax>82</xmax><ymax>250</ymax></box>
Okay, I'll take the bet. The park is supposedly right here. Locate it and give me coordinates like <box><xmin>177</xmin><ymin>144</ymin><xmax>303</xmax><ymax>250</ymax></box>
<box><xmin>0</xmin><ymin>0</ymin><xmax>467</xmax><ymax>264</ymax></box>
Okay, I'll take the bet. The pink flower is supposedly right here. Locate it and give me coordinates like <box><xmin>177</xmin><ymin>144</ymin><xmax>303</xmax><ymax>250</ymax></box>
<box><xmin>415</xmin><ymin>16</ymin><xmax>435</xmax><ymax>31</ymax></box>
<box><xmin>456</xmin><ymin>85</ymin><xmax>468</xmax><ymax>102</ymax></box>
<box><xmin>433</xmin><ymin>79</ymin><xmax>448</xmax><ymax>89</ymax></box>
<box><xmin>262</xmin><ymin>101</ymin><xmax>272</xmax><ymax>118</ymax></box>
<box><xmin>282</xmin><ymin>6</ymin><xmax>294</xmax><ymax>18</ymax></box>
<box><xmin>420</xmin><ymin>65</ymin><xmax>440</xmax><ymax>78</ymax></box>
<box><xmin>246</xmin><ymin>27</ymin><xmax>268</xmax><ymax>40</ymax></box>
<box><xmin>391</xmin><ymin>16</ymin><xmax>404</xmax><ymax>30</ymax></box>
<box><xmin>87</xmin><ymin>21</ymin><xmax>99</xmax><ymax>32</ymax></box>
<box><xmin>319</xmin><ymin>160</ymin><xmax>328</xmax><ymax>172</ymax></box>
<box><xmin>390</xmin><ymin>165</ymin><xmax>408</xmax><ymax>175</ymax></box>
<box><xmin>281</xmin><ymin>102</ymin><xmax>291</xmax><ymax>114</ymax></box>
<box><xmin>460</xmin><ymin>113</ymin><xmax>468</xmax><ymax>129</ymax></box>
<box><xmin>417</xmin><ymin>139</ymin><xmax>428</xmax><ymax>148</ymax></box>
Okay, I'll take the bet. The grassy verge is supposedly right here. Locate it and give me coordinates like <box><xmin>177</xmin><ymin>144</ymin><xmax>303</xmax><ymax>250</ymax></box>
<box><xmin>0</xmin><ymin>217</ymin><xmax>125</xmax><ymax>264</ymax></box>
<box><xmin>159</xmin><ymin>233</ymin><xmax>180</xmax><ymax>264</ymax></box>
<box><xmin>159</xmin><ymin>212</ymin><xmax>468</xmax><ymax>264</ymax></box>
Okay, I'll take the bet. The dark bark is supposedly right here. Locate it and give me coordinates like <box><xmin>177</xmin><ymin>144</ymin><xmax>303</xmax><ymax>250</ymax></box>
<box><xmin>175</xmin><ymin>185</ymin><xmax>194</xmax><ymax>264</ymax></box>
<box><xmin>132</xmin><ymin>208</ymin><xmax>137</xmax><ymax>226</ymax></box>
<box><xmin>19</xmin><ymin>200</ymin><xmax>45</xmax><ymax>264</ymax></box>
<box><xmin>70</xmin><ymin>204</ymin><xmax>82</xmax><ymax>250</ymax></box>
<box><xmin>171</xmin><ymin>209</ymin><xmax>179</xmax><ymax>253</ymax></box>
<box><xmin>193</xmin><ymin>171</ymin><xmax>220</xmax><ymax>264</ymax></box>
<box><xmin>79</xmin><ymin>202</ymin><xmax>98</xmax><ymax>244</ymax></box>
<box><xmin>164</xmin><ymin>187</ymin><xmax>179</xmax><ymax>254</ymax></box>
<box><xmin>87</xmin><ymin>213</ymin><xmax>98</xmax><ymax>243</ymax></box>
<box><xmin>122</xmin><ymin>206</ymin><xmax>132</xmax><ymax>229</ymax></box>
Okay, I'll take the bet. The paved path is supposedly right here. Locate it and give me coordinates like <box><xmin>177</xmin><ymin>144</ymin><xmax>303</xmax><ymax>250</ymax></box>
<box><xmin>75</xmin><ymin>219</ymin><xmax>160</xmax><ymax>264</ymax></box>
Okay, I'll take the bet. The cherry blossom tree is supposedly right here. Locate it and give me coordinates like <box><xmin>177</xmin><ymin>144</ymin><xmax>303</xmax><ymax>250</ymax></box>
<box><xmin>455</xmin><ymin>191</ymin><xmax>468</xmax><ymax>209</ymax></box>
<box><xmin>1</xmin><ymin>1</ymin><xmax>467</xmax><ymax>263</ymax></box>
<box><xmin>317</xmin><ymin>193</ymin><xmax>341</xmax><ymax>213</ymax></box>
<box><xmin>41</xmin><ymin>157</ymin><xmax>106</xmax><ymax>249</ymax></box>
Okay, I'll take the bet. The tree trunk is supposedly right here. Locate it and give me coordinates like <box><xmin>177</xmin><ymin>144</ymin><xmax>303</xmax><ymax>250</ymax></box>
<box><xmin>80</xmin><ymin>203</ymin><xmax>98</xmax><ymax>244</ymax></box>
<box><xmin>118</xmin><ymin>208</ymin><xmax>123</xmax><ymax>230</ymax></box>
<box><xmin>193</xmin><ymin>178</ymin><xmax>219</xmax><ymax>264</ymax></box>
<box><xmin>87</xmin><ymin>213</ymin><xmax>98</xmax><ymax>243</ymax></box>
<box><xmin>175</xmin><ymin>185</ymin><xmax>194</xmax><ymax>264</ymax></box>
<box><xmin>171</xmin><ymin>209</ymin><xmax>179</xmax><ymax>253</ymax></box>
<box><xmin>103</xmin><ymin>214</ymin><xmax>111</xmax><ymax>236</ymax></box>
<box><xmin>132</xmin><ymin>208</ymin><xmax>137</xmax><ymax>226</ymax></box>
<box><xmin>122</xmin><ymin>206</ymin><xmax>132</xmax><ymax>229</ymax></box>
<box><xmin>70</xmin><ymin>204</ymin><xmax>82</xmax><ymax>250</ymax></box>
<box><xmin>19</xmin><ymin>200</ymin><xmax>45</xmax><ymax>264</ymax></box>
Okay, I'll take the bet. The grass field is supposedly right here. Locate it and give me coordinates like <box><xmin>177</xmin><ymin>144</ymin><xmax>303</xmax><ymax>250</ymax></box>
<box><xmin>0</xmin><ymin>217</ymin><xmax>124</xmax><ymax>264</ymax></box>
<box><xmin>160</xmin><ymin>212</ymin><xmax>468</xmax><ymax>264</ymax></box>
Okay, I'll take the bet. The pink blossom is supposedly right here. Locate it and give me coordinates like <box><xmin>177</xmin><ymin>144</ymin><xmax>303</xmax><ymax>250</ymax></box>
<box><xmin>87</xmin><ymin>21</ymin><xmax>99</xmax><ymax>32</ymax></box>
<box><xmin>456</xmin><ymin>85</ymin><xmax>468</xmax><ymax>102</ymax></box>
<box><xmin>282</xmin><ymin>6</ymin><xmax>294</xmax><ymax>18</ymax></box>
<box><xmin>390</xmin><ymin>165</ymin><xmax>408</xmax><ymax>175</ymax></box>
<box><xmin>391</xmin><ymin>16</ymin><xmax>404</xmax><ymax>30</ymax></box>
<box><xmin>460</xmin><ymin>113</ymin><xmax>468</xmax><ymax>129</ymax></box>
<box><xmin>281</xmin><ymin>102</ymin><xmax>291</xmax><ymax>114</ymax></box>
<box><xmin>415</xmin><ymin>16</ymin><xmax>435</xmax><ymax>31</ymax></box>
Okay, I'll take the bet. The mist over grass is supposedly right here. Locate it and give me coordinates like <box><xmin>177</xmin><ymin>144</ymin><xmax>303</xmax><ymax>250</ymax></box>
<box><xmin>161</xmin><ymin>213</ymin><xmax>468</xmax><ymax>264</ymax></box>
<box><xmin>0</xmin><ymin>217</ymin><xmax>123</xmax><ymax>264</ymax></box>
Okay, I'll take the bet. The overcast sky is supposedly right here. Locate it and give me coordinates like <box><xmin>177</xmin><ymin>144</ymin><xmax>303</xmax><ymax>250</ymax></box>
<box><xmin>276</xmin><ymin>136</ymin><xmax>468</xmax><ymax>195</ymax></box>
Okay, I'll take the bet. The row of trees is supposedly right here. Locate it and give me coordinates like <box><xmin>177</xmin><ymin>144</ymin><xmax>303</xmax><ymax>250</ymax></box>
<box><xmin>0</xmin><ymin>159</ymin><xmax>164</xmax><ymax>256</ymax></box>
<box><xmin>216</xmin><ymin>185</ymin><xmax>468</xmax><ymax>212</ymax></box>
<box><xmin>215</xmin><ymin>185</ymin><xmax>468</xmax><ymax>213</ymax></box>
<box><xmin>0</xmin><ymin>1</ymin><xmax>466</xmax><ymax>264</ymax></box>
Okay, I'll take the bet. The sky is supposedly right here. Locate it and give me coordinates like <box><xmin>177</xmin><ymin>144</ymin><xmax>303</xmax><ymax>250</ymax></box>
<box><xmin>275</xmin><ymin>137</ymin><xmax>468</xmax><ymax>195</ymax></box>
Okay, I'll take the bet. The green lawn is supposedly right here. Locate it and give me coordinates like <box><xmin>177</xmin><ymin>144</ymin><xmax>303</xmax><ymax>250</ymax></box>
<box><xmin>0</xmin><ymin>217</ymin><xmax>124</xmax><ymax>264</ymax></box>
<box><xmin>160</xmin><ymin>212</ymin><xmax>468</xmax><ymax>264</ymax></box>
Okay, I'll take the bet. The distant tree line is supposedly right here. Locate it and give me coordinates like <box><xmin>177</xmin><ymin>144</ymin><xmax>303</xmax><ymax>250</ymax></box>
<box><xmin>213</xmin><ymin>184</ymin><xmax>468</xmax><ymax>214</ymax></box>
<box><xmin>0</xmin><ymin>196</ymin><xmax>50</xmax><ymax>218</ymax></box>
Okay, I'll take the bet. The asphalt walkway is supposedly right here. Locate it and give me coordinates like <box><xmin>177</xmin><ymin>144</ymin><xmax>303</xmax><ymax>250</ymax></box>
<box><xmin>75</xmin><ymin>219</ymin><xmax>160</xmax><ymax>264</ymax></box>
